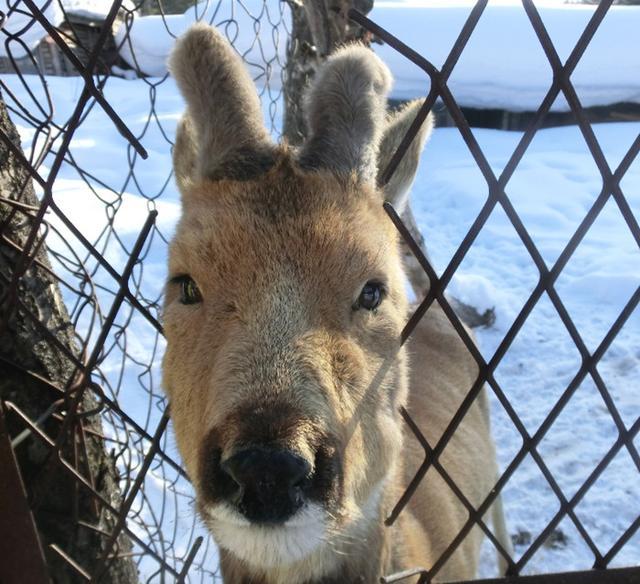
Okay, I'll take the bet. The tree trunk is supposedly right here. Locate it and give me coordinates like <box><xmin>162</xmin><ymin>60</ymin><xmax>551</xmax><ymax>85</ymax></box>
<box><xmin>0</xmin><ymin>93</ymin><xmax>138</xmax><ymax>583</ymax></box>
<box><xmin>138</xmin><ymin>0</ymin><xmax>194</xmax><ymax>15</ymax></box>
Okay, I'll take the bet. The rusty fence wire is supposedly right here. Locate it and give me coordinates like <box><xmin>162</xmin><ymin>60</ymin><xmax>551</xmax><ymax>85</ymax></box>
<box><xmin>0</xmin><ymin>0</ymin><xmax>638</xmax><ymax>583</ymax></box>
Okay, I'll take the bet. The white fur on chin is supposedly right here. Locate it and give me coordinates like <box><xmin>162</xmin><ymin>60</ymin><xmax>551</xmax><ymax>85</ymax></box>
<box><xmin>203</xmin><ymin>503</ymin><xmax>327</xmax><ymax>568</ymax></box>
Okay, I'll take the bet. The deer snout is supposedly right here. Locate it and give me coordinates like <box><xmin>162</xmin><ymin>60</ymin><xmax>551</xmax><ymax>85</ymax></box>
<box><xmin>221</xmin><ymin>447</ymin><xmax>312</xmax><ymax>524</ymax></box>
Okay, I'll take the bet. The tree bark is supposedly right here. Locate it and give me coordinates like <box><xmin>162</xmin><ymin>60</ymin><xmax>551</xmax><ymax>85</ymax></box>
<box><xmin>138</xmin><ymin>0</ymin><xmax>193</xmax><ymax>15</ymax></box>
<box><xmin>0</xmin><ymin>93</ymin><xmax>138</xmax><ymax>583</ymax></box>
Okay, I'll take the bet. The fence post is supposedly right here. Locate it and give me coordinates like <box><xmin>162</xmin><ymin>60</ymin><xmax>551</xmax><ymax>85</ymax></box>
<box><xmin>0</xmin><ymin>402</ymin><xmax>51</xmax><ymax>584</ymax></box>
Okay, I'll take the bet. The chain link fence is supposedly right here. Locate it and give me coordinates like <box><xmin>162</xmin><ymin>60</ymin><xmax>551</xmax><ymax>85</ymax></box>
<box><xmin>0</xmin><ymin>0</ymin><xmax>638</xmax><ymax>583</ymax></box>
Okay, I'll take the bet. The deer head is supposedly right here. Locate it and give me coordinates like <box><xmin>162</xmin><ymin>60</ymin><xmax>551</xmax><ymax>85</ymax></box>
<box><xmin>163</xmin><ymin>22</ymin><xmax>433</xmax><ymax>580</ymax></box>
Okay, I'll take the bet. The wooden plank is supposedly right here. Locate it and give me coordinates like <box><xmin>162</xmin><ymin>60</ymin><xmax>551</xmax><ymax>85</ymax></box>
<box><xmin>0</xmin><ymin>402</ymin><xmax>51</xmax><ymax>584</ymax></box>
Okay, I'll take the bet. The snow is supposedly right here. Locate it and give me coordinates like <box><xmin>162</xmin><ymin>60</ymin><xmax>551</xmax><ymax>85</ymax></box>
<box><xmin>114</xmin><ymin>1</ymin><xmax>289</xmax><ymax>79</ymax></box>
<box><xmin>416</xmin><ymin>121</ymin><xmax>640</xmax><ymax>574</ymax></box>
<box><xmin>370</xmin><ymin>1</ymin><xmax>640</xmax><ymax>111</ymax></box>
<box><xmin>110</xmin><ymin>1</ymin><xmax>640</xmax><ymax>112</ymax></box>
<box><xmin>4</xmin><ymin>0</ymin><xmax>639</xmax><ymax>111</ymax></box>
<box><xmin>0</xmin><ymin>0</ymin><xmax>63</xmax><ymax>58</ymax></box>
<box><xmin>61</xmin><ymin>0</ymin><xmax>136</xmax><ymax>20</ymax></box>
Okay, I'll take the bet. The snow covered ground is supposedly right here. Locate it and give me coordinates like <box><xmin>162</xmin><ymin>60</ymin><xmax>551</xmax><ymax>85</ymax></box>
<box><xmin>424</xmin><ymin>121</ymin><xmax>640</xmax><ymax>575</ymax></box>
<box><xmin>1</xmin><ymin>0</ymin><xmax>639</xmax><ymax>580</ymax></box>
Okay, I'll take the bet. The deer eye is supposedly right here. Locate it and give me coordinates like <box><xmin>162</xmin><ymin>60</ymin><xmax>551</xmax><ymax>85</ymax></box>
<box><xmin>174</xmin><ymin>275</ymin><xmax>202</xmax><ymax>305</ymax></box>
<box><xmin>356</xmin><ymin>281</ymin><xmax>384</xmax><ymax>311</ymax></box>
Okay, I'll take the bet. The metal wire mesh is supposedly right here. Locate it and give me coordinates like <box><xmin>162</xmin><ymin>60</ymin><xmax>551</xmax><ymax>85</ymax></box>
<box><xmin>0</xmin><ymin>0</ymin><xmax>638</xmax><ymax>583</ymax></box>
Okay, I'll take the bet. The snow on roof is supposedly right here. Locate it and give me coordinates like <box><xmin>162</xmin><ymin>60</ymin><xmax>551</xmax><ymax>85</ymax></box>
<box><xmin>0</xmin><ymin>0</ymin><xmax>64</xmax><ymax>59</ymax></box>
<box><xmin>0</xmin><ymin>0</ymin><xmax>135</xmax><ymax>59</ymax></box>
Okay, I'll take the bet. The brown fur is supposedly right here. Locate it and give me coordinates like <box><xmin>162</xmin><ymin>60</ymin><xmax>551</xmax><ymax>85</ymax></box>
<box><xmin>163</xmin><ymin>23</ymin><xmax>509</xmax><ymax>584</ymax></box>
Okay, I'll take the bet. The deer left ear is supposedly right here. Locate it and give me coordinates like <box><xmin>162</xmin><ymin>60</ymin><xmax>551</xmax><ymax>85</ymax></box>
<box><xmin>377</xmin><ymin>100</ymin><xmax>434</xmax><ymax>214</ymax></box>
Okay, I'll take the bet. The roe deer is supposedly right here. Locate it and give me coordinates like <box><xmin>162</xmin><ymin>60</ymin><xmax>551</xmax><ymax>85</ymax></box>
<box><xmin>163</xmin><ymin>22</ymin><xmax>510</xmax><ymax>584</ymax></box>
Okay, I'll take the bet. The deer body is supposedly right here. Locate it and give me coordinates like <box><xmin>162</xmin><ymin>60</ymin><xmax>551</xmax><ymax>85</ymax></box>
<box><xmin>163</xmin><ymin>23</ymin><xmax>507</xmax><ymax>583</ymax></box>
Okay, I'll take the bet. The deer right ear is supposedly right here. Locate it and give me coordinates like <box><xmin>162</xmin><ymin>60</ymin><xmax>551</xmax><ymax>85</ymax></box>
<box><xmin>169</xmin><ymin>23</ymin><xmax>275</xmax><ymax>183</ymax></box>
<box><xmin>298</xmin><ymin>45</ymin><xmax>392</xmax><ymax>185</ymax></box>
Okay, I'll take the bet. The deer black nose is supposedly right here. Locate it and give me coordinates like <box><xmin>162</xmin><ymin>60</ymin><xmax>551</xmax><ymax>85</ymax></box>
<box><xmin>220</xmin><ymin>447</ymin><xmax>311</xmax><ymax>524</ymax></box>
